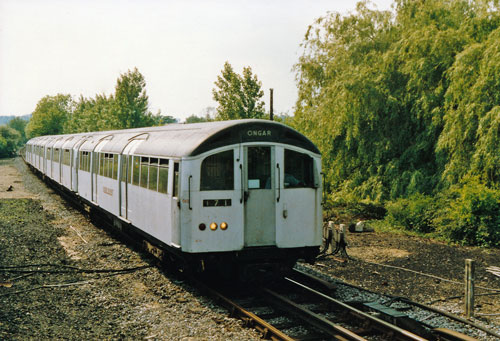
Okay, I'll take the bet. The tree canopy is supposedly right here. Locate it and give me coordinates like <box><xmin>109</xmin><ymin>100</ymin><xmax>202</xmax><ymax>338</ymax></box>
<box><xmin>212</xmin><ymin>62</ymin><xmax>266</xmax><ymax>120</ymax></box>
<box><xmin>293</xmin><ymin>0</ymin><xmax>500</xmax><ymax>201</ymax></box>
<box><xmin>0</xmin><ymin>125</ymin><xmax>21</xmax><ymax>158</ymax></box>
<box><xmin>7</xmin><ymin>117</ymin><xmax>28</xmax><ymax>144</ymax></box>
<box><xmin>27</xmin><ymin>68</ymin><xmax>159</xmax><ymax>138</ymax></box>
<box><xmin>113</xmin><ymin>68</ymin><xmax>155</xmax><ymax>129</ymax></box>
<box><xmin>26</xmin><ymin>94</ymin><xmax>72</xmax><ymax>138</ymax></box>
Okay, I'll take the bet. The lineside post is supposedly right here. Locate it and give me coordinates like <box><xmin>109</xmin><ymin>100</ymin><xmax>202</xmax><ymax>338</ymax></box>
<box><xmin>327</xmin><ymin>221</ymin><xmax>335</xmax><ymax>254</ymax></box>
<box><xmin>336</xmin><ymin>224</ymin><xmax>349</xmax><ymax>258</ymax></box>
<box><xmin>465</xmin><ymin>259</ymin><xmax>475</xmax><ymax>318</ymax></box>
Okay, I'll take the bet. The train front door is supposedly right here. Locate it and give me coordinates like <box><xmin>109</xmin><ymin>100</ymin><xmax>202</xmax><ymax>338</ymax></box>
<box><xmin>244</xmin><ymin>146</ymin><xmax>276</xmax><ymax>246</ymax></box>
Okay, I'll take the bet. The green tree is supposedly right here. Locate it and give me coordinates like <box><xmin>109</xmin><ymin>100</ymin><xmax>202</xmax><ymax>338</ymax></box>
<box><xmin>212</xmin><ymin>62</ymin><xmax>265</xmax><ymax>120</ymax></box>
<box><xmin>7</xmin><ymin>117</ymin><xmax>28</xmax><ymax>144</ymax></box>
<box><xmin>0</xmin><ymin>125</ymin><xmax>21</xmax><ymax>157</ymax></box>
<box><xmin>25</xmin><ymin>94</ymin><xmax>72</xmax><ymax>138</ymax></box>
<box><xmin>64</xmin><ymin>94</ymin><xmax>115</xmax><ymax>133</ymax></box>
<box><xmin>294</xmin><ymin>0</ymin><xmax>500</xmax><ymax>201</ymax></box>
<box><xmin>185</xmin><ymin>115</ymin><xmax>208</xmax><ymax>123</ymax></box>
<box><xmin>153</xmin><ymin>114</ymin><xmax>178</xmax><ymax>125</ymax></box>
<box><xmin>63</xmin><ymin>68</ymin><xmax>154</xmax><ymax>133</ymax></box>
<box><xmin>438</xmin><ymin>24</ymin><xmax>500</xmax><ymax>185</ymax></box>
<box><xmin>113</xmin><ymin>68</ymin><xmax>154</xmax><ymax>129</ymax></box>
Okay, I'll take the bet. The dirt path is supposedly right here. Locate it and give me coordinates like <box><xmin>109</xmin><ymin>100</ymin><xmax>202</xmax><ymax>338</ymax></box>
<box><xmin>0</xmin><ymin>159</ymin><xmax>37</xmax><ymax>199</ymax></box>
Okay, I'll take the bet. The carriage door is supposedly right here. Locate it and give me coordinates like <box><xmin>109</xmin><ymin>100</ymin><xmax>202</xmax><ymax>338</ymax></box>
<box><xmin>119</xmin><ymin>138</ymin><xmax>146</xmax><ymax>219</ymax></box>
<box><xmin>171</xmin><ymin>161</ymin><xmax>180</xmax><ymax>246</ymax></box>
<box><xmin>119</xmin><ymin>154</ymin><xmax>129</xmax><ymax>219</ymax></box>
<box><xmin>244</xmin><ymin>146</ymin><xmax>276</xmax><ymax>246</ymax></box>
<box><xmin>91</xmin><ymin>152</ymin><xmax>98</xmax><ymax>203</ymax></box>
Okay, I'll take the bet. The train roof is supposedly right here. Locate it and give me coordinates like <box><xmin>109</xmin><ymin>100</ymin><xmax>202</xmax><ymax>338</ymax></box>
<box><xmin>27</xmin><ymin>119</ymin><xmax>320</xmax><ymax>157</ymax></box>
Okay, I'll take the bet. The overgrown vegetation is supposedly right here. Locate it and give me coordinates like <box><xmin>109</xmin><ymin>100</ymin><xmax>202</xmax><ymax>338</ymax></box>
<box><xmin>384</xmin><ymin>178</ymin><xmax>500</xmax><ymax>247</ymax></box>
<box><xmin>294</xmin><ymin>0</ymin><xmax>500</xmax><ymax>246</ymax></box>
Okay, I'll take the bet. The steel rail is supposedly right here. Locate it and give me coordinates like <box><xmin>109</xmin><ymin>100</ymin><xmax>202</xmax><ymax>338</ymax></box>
<box><xmin>433</xmin><ymin>328</ymin><xmax>478</xmax><ymax>341</ymax></box>
<box><xmin>282</xmin><ymin>277</ymin><xmax>428</xmax><ymax>341</ymax></box>
<box><xmin>194</xmin><ymin>280</ymin><xmax>293</xmax><ymax>341</ymax></box>
<box><xmin>261</xmin><ymin>287</ymin><xmax>368</xmax><ymax>340</ymax></box>
<box><xmin>296</xmin><ymin>267</ymin><xmax>498</xmax><ymax>340</ymax></box>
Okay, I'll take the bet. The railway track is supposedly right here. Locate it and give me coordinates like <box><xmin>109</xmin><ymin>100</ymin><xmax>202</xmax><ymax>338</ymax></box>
<box><xmin>47</xmin><ymin>184</ymin><xmax>488</xmax><ymax>340</ymax></box>
<box><xmin>23</xmin><ymin>158</ymin><xmax>494</xmax><ymax>340</ymax></box>
<box><xmin>198</xmin><ymin>269</ymin><xmax>480</xmax><ymax>341</ymax></box>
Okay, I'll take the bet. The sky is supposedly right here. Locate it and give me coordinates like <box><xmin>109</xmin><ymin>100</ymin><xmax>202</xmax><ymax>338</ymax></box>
<box><xmin>0</xmin><ymin>0</ymin><xmax>394</xmax><ymax>121</ymax></box>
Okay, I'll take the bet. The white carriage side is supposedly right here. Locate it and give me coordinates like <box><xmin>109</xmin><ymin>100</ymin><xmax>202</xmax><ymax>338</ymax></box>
<box><xmin>25</xmin><ymin>119</ymin><xmax>322</xmax><ymax>269</ymax></box>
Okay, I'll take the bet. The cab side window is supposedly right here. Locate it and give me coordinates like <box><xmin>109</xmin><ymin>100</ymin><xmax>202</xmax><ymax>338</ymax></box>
<box><xmin>284</xmin><ymin>149</ymin><xmax>314</xmax><ymax>188</ymax></box>
<box><xmin>200</xmin><ymin>150</ymin><xmax>234</xmax><ymax>191</ymax></box>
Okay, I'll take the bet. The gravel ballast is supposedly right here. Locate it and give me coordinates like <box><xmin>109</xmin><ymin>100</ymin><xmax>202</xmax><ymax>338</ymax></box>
<box><xmin>0</xmin><ymin>158</ymin><xmax>260</xmax><ymax>340</ymax></box>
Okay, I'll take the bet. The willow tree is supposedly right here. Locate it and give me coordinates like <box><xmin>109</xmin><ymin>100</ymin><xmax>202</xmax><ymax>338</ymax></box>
<box><xmin>294</xmin><ymin>0</ymin><xmax>500</xmax><ymax>201</ymax></box>
<box><xmin>438</xmin><ymin>25</ymin><xmax>500</xmax><ymax>185</ymax></box>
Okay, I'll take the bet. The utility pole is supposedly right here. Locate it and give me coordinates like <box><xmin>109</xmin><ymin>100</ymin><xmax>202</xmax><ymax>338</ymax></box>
<box><xmin>269</xmin><ymin>88</ymin><xmax>274</xmax><ymax>121</ymax></box>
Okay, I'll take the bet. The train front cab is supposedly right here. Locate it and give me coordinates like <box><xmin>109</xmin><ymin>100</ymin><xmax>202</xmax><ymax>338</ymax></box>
<box><xmin>182</xmin><ymin>141</ymin><xmax>322</xmax><ymax>272</ymax></box>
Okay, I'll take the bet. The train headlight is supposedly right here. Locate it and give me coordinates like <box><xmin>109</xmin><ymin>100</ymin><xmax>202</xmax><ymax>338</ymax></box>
<box><xmin>220</xmin><ymin>222</ymin><xmax>228</xmax><ymax>230</ymax></box>
<box><xmin>199</xmin><ymin>223</ymin><xmax>206</xmax><ymax>231</ymax></box>
<box><xmin>209</xmin><ymin>222</ymin><xmax>217</xmax><ymax>230</ymax></box>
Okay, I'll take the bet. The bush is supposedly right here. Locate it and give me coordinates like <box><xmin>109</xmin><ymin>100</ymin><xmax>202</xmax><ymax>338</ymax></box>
<box><xmin>385</xmin><ymin>194</ymin><xmax>437</xmax><ymax>233</ymax></box>
<box><xmin>0</xmin><ymin>126</ymin><xmax>21</xmax><ymax>158</ymax></box>
<box><xmin>384</xmin><ymin>178</ymin><xmax>500</xmax><ymax>247</ymax></box>
<box><xmin>436</xmin><ymin>180</ymin><xmax>500</xmax><ymax>247</ymax></box>
<box><xmin>324</xmin><ymin>195</ymin><xmax>387</xmax><ymax>222</ymax></box>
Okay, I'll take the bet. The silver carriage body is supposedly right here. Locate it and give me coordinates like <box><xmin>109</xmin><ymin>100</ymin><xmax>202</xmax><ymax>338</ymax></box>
<box><xmin>25</xmin><ymin>120</ymin><xmax>322</xmax><ymax>269</ymax></box>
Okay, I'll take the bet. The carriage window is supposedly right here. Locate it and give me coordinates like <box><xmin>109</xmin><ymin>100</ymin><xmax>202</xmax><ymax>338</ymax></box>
<box><xmin>98</xmin><ymin>153</ymin><xmax>104</xmax><ymax>176</ymax></box>
<box><xmin>80</xmin><ymin>151</ymin><xmax>85</xmax><ymax>171</ymax></box>
<box><xmin>173</xmin><ymin>162</ymin><xmax>179</xmax><ymax>197</ymax></box>
<box><xmin>107</xmin><ymin>154</ymin><xmax>112</xmax><ymax>178</ymax></box>
<box><xmin>92</xmin><ymin>153</ymin><xmax>97</xmax><ymax>173</ymax></box>
<box><xmin>54</xmin><ymin>148</ymin><xmax>60</xmax><ymax>162</ymax></box>
<box><xmin>284</xmin><ymin>149</ymin><xmax>314</xmax><ymax>188</ymax></box>
<box><xmin>127</xmin><ymin>155</ymin><xmax>133</xmax><ymax>184</ymax></box>
<box><xmin>47</xmin><ymin>148</ymin><xmax>52</xmax><ymax>161</ymax></box>
<box><xmin>200</xmin><ymin>150</ymin><xmax>234</xmax><ymax>191</ymax></box>
<box><xmin>158</xmin><ymin>159</ymin><xmax>169</xmax><ymax>194</ymax></box>
<box><xmin>140</xmin><ymin>157</ymin><xmax>149</xmax><ymax>188</ymax></box>
<box><xmin>247</xmin><ymin>147</ymin><xmax>270</xmax><ymax>189</ymax></box>
<box><xmin>132</xmin><ymin>156</ymin><xmax>140</xmax><ymax>186</ymax></box>
<box><xmin>63</xmin><ymin>149</ymin><xmax>71</xmax><ymax>166</ymax></box>
<box><xmin>148</xmin><ymin>158</ymin><xmax>159</xmax><ymax>191</ymax></box>
<box><xmin>120</xmin><ymin>156</ymin><xmax>127</xmax><ymax>182</ymax></box>
<box><xmin>112</xmin><ymin>154</ymin><xmax>118</xmax><ymax>180</ymax></box>
<box><xmin>79</xmin><ymin>151</ymin><xmax>91</xmax><ymax>172</ymax></box>
<box><xmin>101</xmin><ymin>153</ymin><xmax>106</xmax><ymax>176</ymax></box>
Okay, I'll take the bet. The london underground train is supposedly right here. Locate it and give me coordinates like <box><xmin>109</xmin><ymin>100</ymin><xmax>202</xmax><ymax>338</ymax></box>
<box><xmin>24</xmin><ymin>119</ymin><xmax>322</xmax><ymax>276</ymax></box>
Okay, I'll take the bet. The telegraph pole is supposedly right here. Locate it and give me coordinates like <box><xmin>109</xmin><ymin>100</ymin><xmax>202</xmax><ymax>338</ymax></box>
<box><xmin>269</xmin><ymin>88</ymin><xmax>274</xmax><ymax>121</ymax></box>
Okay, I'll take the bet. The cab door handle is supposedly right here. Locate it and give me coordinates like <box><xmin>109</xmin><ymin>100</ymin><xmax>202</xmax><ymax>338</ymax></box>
<box><xmin>276</xmin><ymin>163</ymin><xmax>280</xmax><ymax>202</ymax></box>
<box><xmin>240</xmin><ymin>164</ymin><xmax>244</xmax><ymax>204</ymax></box>
<box><xmin>188</xmin><ymin>175</ymin><xmax>192</xmax><ymax>210</ymax></box>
